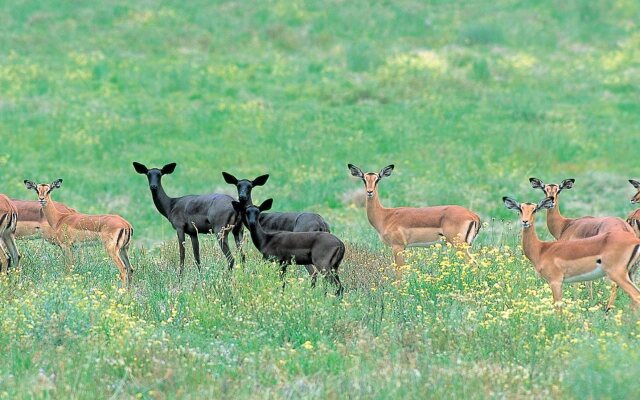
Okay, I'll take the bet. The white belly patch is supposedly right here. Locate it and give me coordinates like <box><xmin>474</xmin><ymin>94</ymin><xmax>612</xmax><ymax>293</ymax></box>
<box><xmin>564</xmin><ymin>264</ymin><xmax>606</xmax><ymax>284</ymax></box>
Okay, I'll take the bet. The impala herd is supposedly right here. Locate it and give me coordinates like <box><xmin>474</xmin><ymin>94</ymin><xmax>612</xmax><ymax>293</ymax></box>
<box><xmin>2</xmin><ymin>163</ymin><xmax>640</xmax><ymax>310</ymax></box>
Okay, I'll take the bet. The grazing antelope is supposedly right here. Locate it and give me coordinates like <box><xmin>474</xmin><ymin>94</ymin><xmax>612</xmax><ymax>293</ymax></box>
<box><xmin>348</xmin><ymin>164</ymin><xmax>481</xmax><ymax>268</ymax></box>
<box><xmin>503</xmin><ymin>196</ymin><xmax>640</xmax><ymax>310</ymax></box>
<box><xmin>24</xmin><ymin>179</ymin><xmax>133</xmax><ymax>286</ymax></box>
<box><xmin>222</xmin><ymin>172</ymin><xmax>330</xmax><ymax>232</ymax></box>
<box><xmin>530</xmin><ymin>177</ymin><xmax>635</xmax><ymax>309</ymax></box>
<box><xmin>626</xmin><ymin>179</ymin><xmax>640</xmax><ymax>237</ymax></box>
<box><xmin>12</xmin><ymin>199</ymin><xmax>75</xmax><ymax>242</ymax></box>
<box><xmin>0</xmin><ymin>194</ymin><xmax>19</xmax><ymax>272</ymax></box>
<box><xmin>233</xmin><ymin>199</ymin><xmax>344</xmax><ymax>296</ymax></box>
<box><xmin>133</xmin><ymin>162</ymin><xmax>242</xmax><ymax>273</ymax></box>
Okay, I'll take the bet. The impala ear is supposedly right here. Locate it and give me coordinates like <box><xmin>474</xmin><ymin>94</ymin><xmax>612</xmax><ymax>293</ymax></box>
<box><xmin>529</xmin><ymin>177</ymin><xmax>545</xmax><ymax>190</ymax></box>
<box><xmin>259</xmin><ymin>198</ymin><xmax>273</xmax><ymax>212</ymax></box>
<box><xmin>161</xmin><ymin>163</ymin><xmax>177</xmax><ymax>175</ymax></box>
<box><xmin>629</xmin><ymin>179</ymin><xmax>640</xmax><ymax>189</ymax></box>
<box><xmin>24</xmin><ymin>180</ymin><xmax>37</xmax><ymax>190</ymax></box>
<box><xmin>252</xmin><ymin>174</ymin><xmax>269</xmax><ymax>187</ymax></box>
<box><xmin>231</xmin><ymin>200</ymin><xmax>243</xmax><ymax>213</ymax></box>
<box><xmin>132</xmin><ymin>162</ymin><xmax>148</xmax><ymax>174</ymax></box>
<box><xmin>559</xmin><ymin>179</ymin><xmax>575</xmax><ymax>191</ymax></box>
<box><xmin>51</xmin><ymin>179</ymin><xmax>63</xmax><ymax>189</ymax></box>
<box><xmin>348</xmin><ymin>164</ymin><xmax>364</xmax><ymax>179</ymax></box>
<box><xmin>536</xmin><ymin>197</ymin><xmax>555</xmax><ymax>212</ymax></box>
<box><xmin>222</xmin><ymin>172</ymin><xmax>238</xmax><ymax>185</ymax></box>
<box><xmin>379</xmin><ymin>164</ymin><xmax>394</xmax><ymax>178</ymax></box>
<box><xmin>502</xmin><ymin>196</ymin><xmax>521</xmax><ymax>211</ymax></box>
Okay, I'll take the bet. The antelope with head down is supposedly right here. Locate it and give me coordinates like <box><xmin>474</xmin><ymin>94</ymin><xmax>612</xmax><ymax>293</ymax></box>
<box><xmin>348</xmin><ymin>164</ymin><xmax>481</xmax><ymax>269</ymax></box>
<box><xmin>24</xmin><ymin>179</ymin><xmax>133</xmax><ymax>286</ymax></box>
<box><xmin>503</xmin><ymin>196</ymin><xmax>640</xmax><ymax>311</ymax></box>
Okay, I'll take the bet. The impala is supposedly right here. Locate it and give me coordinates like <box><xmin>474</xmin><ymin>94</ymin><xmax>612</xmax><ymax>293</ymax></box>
<box><xmin>24</xmin><ymin>179</ymin><xmax>133</xmax><ymax>286</ymax></box>
<box><xmin>222</xmin><ymin>172</ymin><xmax>330</xmax><ymax>232</ymax></box>
<box><xmin>503</xmin><ymin>196</ymin><xmax>640</xmax><ymax>310</ymax></box>
<box><xmin>530</xmin><ymin>177</ymin><xmax>635</xmax><ymax>308</ymax></box>
<box><xmin>0</xmin><ymin>194</ymin><xmax>19</xmax><ymax>272</ymax></box>
<box><xmin>133</xmin><ymin>162</ymin><xmax>242</xmax><ymax>273</ymax></box>
<box><xmin>627</xmin><ymin>179</ymin><xmax>640</xmax><ymax>237</ymax></box>
<box><xmin>12</xmin><ymin>199</ymin><xmax>75</xmax><ymax>242</ymax></box>
<box><xmin>233</xmin><ymin>199</ymin><xmax>344</xmax><ymax>296</ymax></box>
<box><xmin>348</xmin><ymin>164</ymin><xmax>481</xmax><ymax>267</ymax></box>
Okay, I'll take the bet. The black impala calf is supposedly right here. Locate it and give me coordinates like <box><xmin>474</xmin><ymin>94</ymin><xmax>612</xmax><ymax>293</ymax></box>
<box><xmin>234</xmin><ymin>199</ymin><xmax>344</xmax><ymax>296</ymax></box>
<box><xmin>133</xmin><ymin>162</ymin><xmax>242</xmax><ymax>274</ymax></box>
<box><xmin>222</xmin><ymin>172</ymin><xmax>330</xmax><ymax>232</ymax></box>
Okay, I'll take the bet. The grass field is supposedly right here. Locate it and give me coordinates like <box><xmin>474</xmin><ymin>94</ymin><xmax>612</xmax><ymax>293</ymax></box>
<box><xmin>2</xmin><ymin>0</ymin><xmax>640</xmax><ymax>398</ymax></box>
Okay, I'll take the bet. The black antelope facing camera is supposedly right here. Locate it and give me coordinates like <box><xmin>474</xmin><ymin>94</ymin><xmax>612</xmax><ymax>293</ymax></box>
<box><xmin>530</xmin><ymin>177</ymin><xmax>635</xmax><ymax>308</ymax></box>
<box><xmin>503</xmin><ymin>196</ymin><xmax>640</xmax><ymax>311</ymax></box>
<box><xmin>233</xmin><ymin>199</ymin><xmax>344</xmax><ymax>296</ymax></box>
<box><xmin>0</xmin><ymin>194</ymin><xmax>19</xmax><ymax>272</ymax></box>
<box><xmin>626</xmin><ymin>179</ymin><xmax>640</xmax><ymax>237</ymax></box>
<box><xmin>348</xmin><ymin>164</ymin><xmax>481</xmax><ymax>269</ymax></box>
<box><xmin>133</xmin><ymin>162</ymin><xmax>242</xmax><ymax>274</ymax></box>
<box><xmin>222</xmin><ymin>171</ymin><xmax>331</xmax><ymax>232</ymax></box>
<box><xmin>24</xmin><ymin>179</ymin><xmax>133</xmax><ymax>286</ymax></box>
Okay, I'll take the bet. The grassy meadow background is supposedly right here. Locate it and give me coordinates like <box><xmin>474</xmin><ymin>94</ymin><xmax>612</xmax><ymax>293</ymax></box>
<box><xmin>1</xmin><ymin>0</ymin><xmax>640</xmax><ymax>398</ymax></box>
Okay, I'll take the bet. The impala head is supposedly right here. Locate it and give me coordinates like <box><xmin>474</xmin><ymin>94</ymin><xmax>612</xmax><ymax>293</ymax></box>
<box><xmin>232</xmin><ymin>198</ymin><xmax>273</xmax><ymax>227</ymax></box>
<box><xmin>503</xmin><ymin>196</ymin><xmax>555</xmax><ymax>228</ymax></box>
<box><xmin>629</xmin><ymin>179</ymin><xmax>640</xmax><ymax>204</ymax></box>
<box><xmin>24</xmin><ymin>179</ymin><xmax>63</xmax><ymax>206</ymax></box>
<box><xmin>348</xmin><ymin>164</ymin><xmax>394</xmax><ymax>198</ymax></box>
<box><xmin>529</xmin><ymin>177</ymin><xmax>574</xmax><ymax>205</ymax></box>
<box><xmin>133</xmin><ymin>161</ymin><xmax>176</xmax><ymax>191</ymax></box>
<box><xmin>222</xmin><ymin>172</ymin><xmax>269</xmax><ymax>204</ymax></box>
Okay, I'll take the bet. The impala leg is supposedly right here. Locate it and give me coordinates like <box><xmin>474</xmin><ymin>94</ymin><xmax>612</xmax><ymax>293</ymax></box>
<box><xmin>2</xmin><ymin>232</ymin><xmax>20</xmax><ymax>270</ymax></box>
<box><xmin>0</xmin><ymin>240</ymin><xmax>9</xmax><ymax>274</ymax></box>
<box><xmin>305</xmin><ymin>265</ymin><xmax>318</xmax><ymax>288</ymax></box>
<box><xmin>610</xmin><ymin>274</ymin><xmax>640</xmax><ymax>312</ymax></box>
<box><xmin>327</xmin><ymin>270</ymin><xmax>344</xmax><ymax>297</ymax></box>
<box><xmin>119</xmin><ymin>246</ymin><xmax>133</xmax><ymax>287</ymax></box>
<box><xmin>105</xmin><ymin>242</ymin><xmax>128</xmax><ymax>287</ymax></box>
<box><xmin>188</xmin><ymin>233</ymin><xmax>201</xmax><ymax>272</ymax></box>
<box><xmin>606</xmin><ymin>282</ymin><xmax>618</xmax><ymax>312</ymax></box>
<box><xmin>549</xmin><ymin>280</ymin><xmax>563</xmax><ymax>309</ymax></box>
<box><xmin>176</xmin><ymin>229</ymin><xmax>186</xmax><ymax>276</ymax></box>
<box><xmin>61</xmin><ymin>245</ymin><xmax>74</xmax><ymax>271</ymax></box>
<box><xmin>216</xmin><ymin>227</ymin><xmax>234</xmax><ymax>270</ymax></box>
<box><xmin>232</xmin><ymin>223</ymin><xmax>246</xmax><ymax>263</ymax></box>
<box><xmin>280</xmin><ymin>263</ymin><xmax>288</xmax><ymax>292</ymax></box>
<box><xmin>391</xmin><ymin>244</ymin><xmax>406</xmax><ymax>269</ymax></box>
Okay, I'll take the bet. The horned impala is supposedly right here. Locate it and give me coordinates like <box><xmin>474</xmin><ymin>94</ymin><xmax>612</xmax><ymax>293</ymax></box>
<box><xmin>233</xmin><ymin>198</ymin><xmax>344</xmax><ymax>296</ymax></box>
<box><xmin>24</xmin><ymin>179</ymin><xmax>133</xmax><ymax>286</ymax></box>
<box><xmin>0</xmin><ymin>194</ymin><xmax>19</xmax><ymax>272</ymax></box>
<box><xmin>626</xmin><ymin>179</ymin><xmax>640</xmax><ymax>237</ymax></box>
<box><xmin>133</xmin><ymin>162</ymin><xmax>242</xmax><ymax>273</ymax></box>
<box><xmin>530</xmin><ymin>177</ymin><xmax>635</xmax><ymax>308</ymax></box>
<box><xmin>348</xmin><ymin>164</ymin><xmax>481</xmax><ymax>268</ymax></box>
<box><xmin>222</xmin><ymin>172</ymin><xmax>330</xmax><ymax>232</ymax></box>
<box><xmin>503</xmin><ymin>196</ymin><xmax>640</xmax><ymax>310</ymax></box>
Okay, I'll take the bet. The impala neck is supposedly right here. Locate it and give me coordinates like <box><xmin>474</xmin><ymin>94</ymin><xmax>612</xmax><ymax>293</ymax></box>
<box><xmin>546</xmin><ymin>196</ymin><xmax>570</xmax><ymax>239</ymax></box>
<box><xmin>365</xmin><ymin>189</ymin><xmax>387</xmax><ymax>233</ymax></box>
<box><xmin>247</xmin><ymin>219</ymin><xmax>268</xmax><ymax>252</ymax></box>
<box><xmin>150</xmin><ymin>179</ymin><xmax>173</xmax><ymax>219</ymax></box>
<box><xmin>522</xmin><ymin>218</ymin><xmax>543</xmax><ymax>266</ymax></box>
<box><xmin>41</xmin><ymin>195</ymin><xmax>66</xmax><ymax>229</ymax></box>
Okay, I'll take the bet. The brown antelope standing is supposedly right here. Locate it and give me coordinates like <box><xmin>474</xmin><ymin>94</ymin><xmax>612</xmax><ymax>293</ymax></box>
<box><xmin>626</xmin><ymin>179</ymin><xmax>640</xmax><ymax>237</ymax></box>
<box><xmin>503</xmin><ymin>196</ymin><xmax>640</xmax><ymax>310</ymax></box>
<box><xmin>0</xmin><ymin>194</ymin><xmax>19</xmax><ymax>272</ymax></box>
<box><xmin>12</xmin><ymin>199</ymin><xmax>75</xmax><ymax>242</ymax></box>
<box><xmin>530</xmin><ymin>178</ymin><xmax>635</xmax><ymax>309</ymax></box>
<box><xmin>348</xmin><ymin>164</ymin><xmax>481</xmax><ymax>268</ymax></box>
<box><xmin>24</xmin><ymin>179</ymin><xmax>134</xmax><ymax>286</ymax></box>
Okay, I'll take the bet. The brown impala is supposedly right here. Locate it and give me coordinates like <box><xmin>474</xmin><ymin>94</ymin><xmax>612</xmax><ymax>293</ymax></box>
<box><xmin>24</xmin><ymin>179</ymin><xmax>134</xmax><ymax>286</ymax></box>
<box><xmin>12</xmin><ymin>199</ymin><xmax>75</xmax><ymax>242</ymax></box>
<box><xmin>626</xmin><ymin>179</ymin><xmax>640</xmax><ymax>237</ymax></box>
<box><xmin>503</xmin><ymin>197</ymin><xmax>640</xmax><ymax>310</ymax></box>
<box><xmin>530</xmin><ymin>177</ymin><xmax>635</xmax><ymax>309</ymax></box>
<box><xmin>0</xmin><ymin>194</ymin><xmax>19</xmax><ymax>272</ymax></box>
<box><xmin>348</xmin><ymin>164</ymin><xmax>481</xmax><ymax>268</ymax></box>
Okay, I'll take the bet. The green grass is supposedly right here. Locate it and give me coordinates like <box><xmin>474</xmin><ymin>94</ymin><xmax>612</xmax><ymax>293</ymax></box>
<box><xmin>1</xmin><ymin>0</ymin><xmax>640</xmax><ymax>398</ymax></box>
